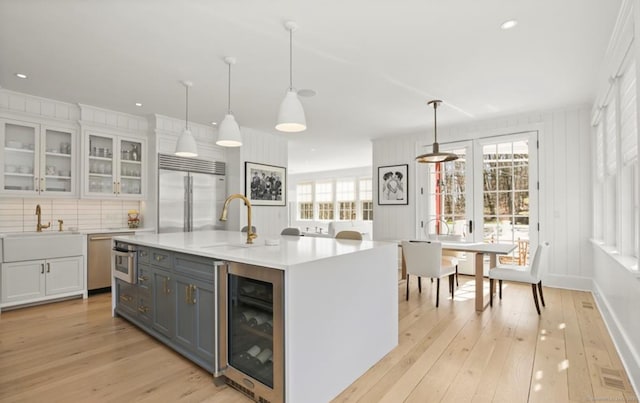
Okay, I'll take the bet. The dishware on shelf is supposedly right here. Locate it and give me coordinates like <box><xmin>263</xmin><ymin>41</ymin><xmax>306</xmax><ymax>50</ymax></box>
<box><xmin>5</xmin><ymin>165</ymin><xmax>16</xmax><ymax>173</ymax></box>
<box><xmin>46</xmin><ymin>166</ymin><xmax>57</xmax><ymax>175</ymax></box>
<box><xmin>19</xmin><ymin>165</ymin><xmax>31</xmax><ymax>174</ymax></box>
<box><xmin>7</xmin><ymin>140</ymin><xmax>22</xmax><ymax>148</ymax></box>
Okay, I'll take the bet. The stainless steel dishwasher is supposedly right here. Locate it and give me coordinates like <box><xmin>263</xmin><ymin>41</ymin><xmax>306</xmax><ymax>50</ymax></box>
<box><xmin>88</xmin><ymin>232</ymin><xmax>131</xmax><ymax>292</ymax></box>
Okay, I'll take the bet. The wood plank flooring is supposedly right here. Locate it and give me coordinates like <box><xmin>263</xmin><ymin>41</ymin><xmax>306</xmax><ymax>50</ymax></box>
<box><xmin>0</xmin><ymin>276</ymin><xmax>636</xmax><ymax>402</ymax></box>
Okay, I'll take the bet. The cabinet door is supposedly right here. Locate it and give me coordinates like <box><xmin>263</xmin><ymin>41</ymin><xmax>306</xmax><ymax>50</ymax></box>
<box><xmin>1</xmin><ymin>119</ymin><xmax>40</xmax><ymax>194</ymax></box>
<box><xmin>115</xmin><ymin>278</ymin><xmax>138</xmax><ymax>318</ymax></box>
<box><xmin>41</xmin><ymin>126</ymin><xmax>75</xmax><ymax>195</ymax></box>
<box><xmin>85</xmin><ymin>133</ymin><xmax>117</xmax><ymax>197</ymax></box>
<box><xmin>175</xmin><ymin>275</ymin><xmax>215</xmax><ymax>368</ymax></box>
<box><xmin>152</xmin><ymin>268</ymin><xmax>174</xmax><ymax>338</ymax></box>
<box><xmin>45</xmin><ymin>256</ymin><xmax>83</xmax><ymax>296</ymax></box>
<box><xmin>1</xmin><ymin>260</ymin><xmax>45</xmax><ymax>303</ymax></box>
<box><xmin>118</xmin><ymin>137</ymin><xmax>144</xmax><ymax>198</ymax></box>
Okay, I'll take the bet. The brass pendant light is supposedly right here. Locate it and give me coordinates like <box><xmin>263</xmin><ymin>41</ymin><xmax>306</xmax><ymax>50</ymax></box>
<box><xmin>416</xmin><ymin>100</ymin><xmax>458</xmax><ymax>163</ymax></box>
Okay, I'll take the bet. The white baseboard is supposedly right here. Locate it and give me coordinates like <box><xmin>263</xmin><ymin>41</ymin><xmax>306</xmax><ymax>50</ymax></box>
<box><xmin>542</xmin><ymin>273</ymin><xmax>593</xmax><ymax>291</ymax></box>
<box><xmin>592</xmin><ymin>282</ymin><xmax>640</xmax><ymax>398</ymax></box>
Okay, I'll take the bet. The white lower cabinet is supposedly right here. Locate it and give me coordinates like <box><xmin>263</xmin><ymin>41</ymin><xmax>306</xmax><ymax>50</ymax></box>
<box><xmin>1</xmin><ymin>256</ymin><xmax>84</xmax><ymax>304</ymax></box>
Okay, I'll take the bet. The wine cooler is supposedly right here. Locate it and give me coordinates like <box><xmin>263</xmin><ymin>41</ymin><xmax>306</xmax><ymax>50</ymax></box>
<box><xmin>218</xmin><ymin>262</ymin><xmax>284</xmax><ymax>403</ymax></box>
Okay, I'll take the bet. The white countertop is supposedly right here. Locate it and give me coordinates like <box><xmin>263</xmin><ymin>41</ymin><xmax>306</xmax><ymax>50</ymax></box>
<box><xmin>113</xmin><ymin>230</ymin><xmax>394</xmax><ymax>270</ymax></box>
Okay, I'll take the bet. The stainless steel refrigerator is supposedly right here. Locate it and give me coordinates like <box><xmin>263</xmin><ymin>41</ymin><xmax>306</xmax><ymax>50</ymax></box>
<box><xmin>158</xmin><ymin>153</ymin><xmax>226</xmax><ymax>233</ymax></box>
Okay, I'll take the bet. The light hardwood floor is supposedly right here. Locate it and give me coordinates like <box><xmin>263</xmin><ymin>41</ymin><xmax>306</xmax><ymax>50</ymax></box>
<box><xmin>0</xmin><ymin>276</ymin><xmax>636</xmax><ymax>403</ymax></box>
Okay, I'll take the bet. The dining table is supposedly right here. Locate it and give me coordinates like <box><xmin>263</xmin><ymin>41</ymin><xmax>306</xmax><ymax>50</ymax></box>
<box><xmin>400</xmin><ymin>241</ymin><xmax>517</xmax><ymax>312</ymax></box>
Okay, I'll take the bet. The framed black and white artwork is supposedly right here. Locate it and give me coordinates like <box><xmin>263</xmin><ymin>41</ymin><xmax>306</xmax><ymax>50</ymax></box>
<box><xmin>378</xmin><ymin>164</ymin><xmax>408</xmax><ymax>205</ymax></box>
<box><xmin>245</xmin><ymin>161</ymin><xmax>286</xmax><ymax>206</ymax></box>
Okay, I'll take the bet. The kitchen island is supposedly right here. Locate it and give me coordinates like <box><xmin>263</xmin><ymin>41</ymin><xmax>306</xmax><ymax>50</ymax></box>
<box><xmin>112</xmin><ymin>230</ymin><xmax>398</xmax><ymax>403</ymax></box>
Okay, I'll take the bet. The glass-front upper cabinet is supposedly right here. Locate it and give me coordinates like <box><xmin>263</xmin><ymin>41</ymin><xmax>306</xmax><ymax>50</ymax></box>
<box><xmin>84</xmin><ymin>132</ymin><xmax>145</xmax><ymax>199</ymax></box>
<box><xmin>0</xmin><ymin>118</ymin><xmax>75</xmax><ymax>196</ymax></box>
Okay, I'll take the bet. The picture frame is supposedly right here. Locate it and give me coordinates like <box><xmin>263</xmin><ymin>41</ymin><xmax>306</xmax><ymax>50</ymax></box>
<box><xmin>245</xmin><ymin>161</ymin><xmax>287</xmax><ymax>206</ymax></box>
<box><xmin>378</xmin><ymin>164</ymin><xmax>408</xmax><ymax>205</ymax></box>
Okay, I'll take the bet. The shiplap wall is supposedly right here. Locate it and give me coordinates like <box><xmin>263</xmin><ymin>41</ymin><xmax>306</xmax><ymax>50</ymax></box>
<box><xmin>0</xmin><ymin>198</ymin><xmax>140</xmax><ymax>232</ymax></box>
<box><xmin>225</xmin><ymin>127</ymin><xmax>288</xmax><ymax>236</ymax></box>
<box><xmin>372</xmin><ymin>105</ymin><xmax>593</xmax><ymax>289</ymax></box>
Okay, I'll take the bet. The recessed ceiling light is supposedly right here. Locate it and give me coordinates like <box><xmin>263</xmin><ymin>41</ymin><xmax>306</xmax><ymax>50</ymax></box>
<box><xmin>500</xmin><ymin>19</ymin><xmax>518</xmax><ymax>30</ymax></box>
<box><xmin>211</xmin><ymin>121</ymin><xmax>217</xmax><ymax>126</ymax></box>
<box><xmin>135</xmin><ymin>102</ymin><xmax>143</xmax><ymax>107</ymax></box>
<box><xmin>15</xmin><ymin>73</ymin><xmax>27</xmax><ymax>79</ymax></box>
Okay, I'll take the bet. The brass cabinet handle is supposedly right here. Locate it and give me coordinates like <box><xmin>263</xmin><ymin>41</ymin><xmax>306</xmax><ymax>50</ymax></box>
<box><xmin>163</xmin><ymin>277</ymin><xmax>171</xmax><ymax>295</ymax></box>
<box><xmin>138</xmin><ymin>275</ymin><xmax>148</xmax><ymax>282</ymax></box>
<box><xmin>137</xmin><ymin>305</ymin><xmax>149</xmax><ymax>313</ymax></box>
<box><xmin>155</xmin><ymin>255</ymin><xmax>165</xmax><ymax>262</ymax></box>
<box><xmin>185</xmin><ymin>284</ymin><xmax>197</xmax><ymax>304</ymax></box>
<box><xmin>119</xmin><ymin>295</ymin><xmax>133</xmax><ymax>302</ymax></box>
<box><xmin>46</xmin><ymin>262</ymin><xmax>50</xmax><ymax>273</ymax></box>
<box><xmin>140</xmin><ymin>250</ymin><xmax>148</xmax><ymax>257</ymax></box>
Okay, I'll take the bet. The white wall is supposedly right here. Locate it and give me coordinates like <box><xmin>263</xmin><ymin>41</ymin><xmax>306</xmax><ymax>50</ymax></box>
<box><xmin>372</xmin><ymin>105</ymin><xmax>594</xmax><ymax>290</ymax></box>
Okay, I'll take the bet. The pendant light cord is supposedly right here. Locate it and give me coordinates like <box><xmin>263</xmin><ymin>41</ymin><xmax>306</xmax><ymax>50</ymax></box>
<box><xmin>289</xmin><ymin>27</ymin><xmax>293</xmax><ymax>91</ymax></box>
<box><xmin>185</xmin><ymin>84</ymin><xmax>189</xmax><ymax>130</ymax></box>
<box><xmin>433</xmin><ymin>101</ymin><xmax>438</xmax><ymax>142</ymax></box>
<box><xmin>227</xmin><ymin>62</ymin><xmax>232</xmax><ymax>113</ymax></box>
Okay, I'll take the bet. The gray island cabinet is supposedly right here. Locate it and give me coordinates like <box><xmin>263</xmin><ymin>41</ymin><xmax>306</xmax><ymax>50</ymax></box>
<box><xmin>114</xmin><ymin>245</ymin><xmax>217</xmax><ymax>372</ymax></box>
<box><xmin>112</xmin><ymin>230</ymin><xmax>397</xmax><ymax>403</ymax></box>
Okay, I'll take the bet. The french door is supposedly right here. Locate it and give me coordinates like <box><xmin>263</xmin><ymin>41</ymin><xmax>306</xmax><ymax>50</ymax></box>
<box><xmin>417</xmin><ymin>131</ymin><xmax>539</xmax><ymax>254</ymax></box>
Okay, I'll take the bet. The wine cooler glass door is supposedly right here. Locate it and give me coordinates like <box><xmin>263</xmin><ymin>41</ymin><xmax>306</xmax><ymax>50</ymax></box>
<box><xmin>228</xmin><ymin>274</ymin><xmax>275</xmax><ymax>388</ymax></box>
<box><xmin>219</xmin><ymin>262</ymin><xmax>284</xmax><ymax>403</ymax></box>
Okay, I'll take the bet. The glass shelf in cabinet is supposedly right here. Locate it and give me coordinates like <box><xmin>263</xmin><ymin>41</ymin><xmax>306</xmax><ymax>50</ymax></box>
<box><xmin>4</xmin><ymin>147</ymin><xmax>34</xmax><ymax>154</ymax></box>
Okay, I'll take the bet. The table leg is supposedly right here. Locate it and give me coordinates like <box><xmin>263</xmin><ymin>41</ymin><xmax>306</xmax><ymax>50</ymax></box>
<box><xmin>475</xmin><ymin>252</ymin><xmax>484</xmax><ymax>311</ymax></box>
<box><xmin>489</xmin><ymin>253</ymin><xmax>497</xmax><ymax>299</ymax></box>
<box><xmin>401</xmin><ymin>248</ymin><xmax>407</xmax><ymax>280</ymax></box>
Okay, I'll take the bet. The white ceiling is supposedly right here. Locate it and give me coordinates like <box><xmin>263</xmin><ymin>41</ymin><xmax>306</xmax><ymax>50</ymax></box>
<box><xmin>0</xmin><ymin>0</ymin><xmax>622</xmax><ymax>174</ymax></box>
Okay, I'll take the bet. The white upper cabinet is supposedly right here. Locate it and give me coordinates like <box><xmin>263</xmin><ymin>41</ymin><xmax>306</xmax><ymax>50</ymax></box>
<box><xmin>84</xmin><ymin>132</ymin><xmax>146</xmax><ymax>199</ymax></box>
<box><xmin>0</xmin><ymin>118</ymin><xmax>76</xmax><ymax>196</ymax></box>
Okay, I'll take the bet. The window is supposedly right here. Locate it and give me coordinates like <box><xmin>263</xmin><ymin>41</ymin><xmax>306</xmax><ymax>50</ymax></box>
<box><xmin>604</xmin><ymin>94</ymin><xmax>617</xmax><ymax>247</ymax></box>
<box><xmin>619</xmin><ymin>60</ymin><xmax>638</xmax><ymax>257</ymax></box>
<box><xmin>359</xmin><ymin>179</ymin><xmax>373</xmax><ymax>221</ymax></box>
<box><xmin>336</xmin><ymin>180</ymin><xmax>356</xmax><ymax>220</ymax></box>
<box><xmin>296</xmin><ymin>183</ymin><xmax>313</xmax><ymax>220</ymax></box>
<box><xmin>316</xmin><ymin>182</ymin><xmax>334</xmax><ymax>220</ymax></box>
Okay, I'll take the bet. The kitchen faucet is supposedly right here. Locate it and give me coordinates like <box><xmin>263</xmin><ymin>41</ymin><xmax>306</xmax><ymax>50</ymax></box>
<box><xmin>219</xmin><ymin>194</ymin><xmax>257</xmax><ymax>244</ymax></box>
<box><xmin>35</xmin><ymin>204</ymin><xmax>50</xmax><ymax>232</ymax></box>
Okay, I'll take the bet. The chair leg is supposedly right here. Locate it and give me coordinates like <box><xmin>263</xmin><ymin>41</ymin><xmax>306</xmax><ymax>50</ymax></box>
<box><xmin>436</xmin><ymin>278</ymin><xmax>440</xmax><ymax>308</ymax></box>
<box><xmin>450</xmin><ymin>274</ymin><xmax>455</xmax><ymax>300</ymax></box>
<box><xmin>455</xmin><ymin>265</ymin><xmax>459</xmax><ymax>287</ymax></box>
<box><xmin>531</xmin><ymin>284</ymin><xmax>541</xmax><ymax>315</ymax></box>
<box><xmin>418</xmin><ymin>276</ymin><xmax>422</xmax><ymax>293</ymax></box>
<box><xmin>499</xmin><ymin>280</ymin><xmax>503</xmax><ymax>299</ymax></box>
<box><xmin>490</xmin><ymin>278</ymin><xmax>494</xmax><ymax>306</ymax></box>
<box><xmin>538</xmin><ymin>281</ymin><xmax>546</xmax><ymax>307</ymax></box>
<box><xmin>406</xmin><ymin>274</ymin><xmax>409</xmax><ymax>301</ymax></box>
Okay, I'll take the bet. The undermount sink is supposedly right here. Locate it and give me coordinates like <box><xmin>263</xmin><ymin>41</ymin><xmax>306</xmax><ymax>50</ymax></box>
<box><xmin>199</xmin><ymin>243</ymin><xmax>255</xmax><ymax>251</ymax></box>
<box><xmin>2</xmin><ymin>232</ymin><xmax>83</xmax><ymax>262</ymax></box>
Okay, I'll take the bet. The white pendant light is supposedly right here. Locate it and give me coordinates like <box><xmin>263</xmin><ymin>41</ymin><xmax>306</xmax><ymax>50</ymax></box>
<box><xmin>216</xmin><ymin>57</ymin><xmax>243</xmax><ymax>147</ymax></box>
<box><xmin>416</xmin><ymin>100</ymin><xmax>458</xmax><ymax>163</ymax></box>
<box><xmin>175</xmin><ymin>80</ymin><xmax>198</xmax><ymax>157</ymax></box>
<box><xmin>276</xmin><ymin>20</ymin><xmax>307</xmax><ymax>132</ymax></box>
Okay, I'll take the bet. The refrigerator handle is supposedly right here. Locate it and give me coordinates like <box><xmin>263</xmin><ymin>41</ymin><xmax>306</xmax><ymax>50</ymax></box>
<box><xmin>184</xmin><ymin>175</ymin><xmax>190</xmax><ymax>232</ymax></box>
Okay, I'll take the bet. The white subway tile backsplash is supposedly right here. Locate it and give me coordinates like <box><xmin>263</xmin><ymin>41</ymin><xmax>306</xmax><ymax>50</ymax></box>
<box><xmin>0</xmin><ymin>198</ymin><xmax>140</xmax><ymax>232</ymax></box>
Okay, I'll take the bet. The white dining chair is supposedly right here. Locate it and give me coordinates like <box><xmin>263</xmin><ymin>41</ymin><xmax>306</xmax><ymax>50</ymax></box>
<box><xmin>280</xmin><ymin>227</ymin><xmax>301</xmax><ymax>236</ymax></box>
<box><xmin>401</xmin><ymin>241</ymin><xmax>456</xmax><ymax>307</ymax></box>
<box><xmin>489</xmin><ymin>241</ymin><xmax>550</xmax><ymax>315</ymax></box>
<box><xmin>335</xmin><ymin>230</ymin><xmax>363</xmax><ymax>240</ymax></box>
<box><xmin>241</xmin><ymin>225</ymin><xmax>257</xmax><ymax>233</ymax></box>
